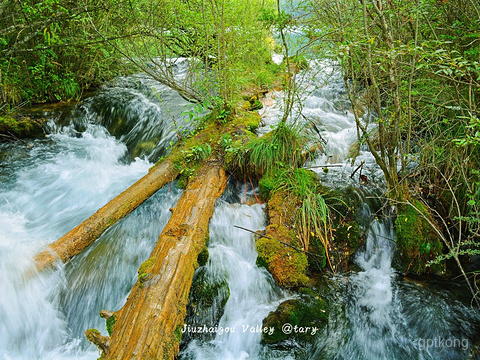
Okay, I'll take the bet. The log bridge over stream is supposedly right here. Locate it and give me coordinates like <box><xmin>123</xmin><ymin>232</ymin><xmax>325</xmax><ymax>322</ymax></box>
<box><xmin>34</xmin><ymin>158</ymin><xmax>228</xmax><ymax>359</ymax></box>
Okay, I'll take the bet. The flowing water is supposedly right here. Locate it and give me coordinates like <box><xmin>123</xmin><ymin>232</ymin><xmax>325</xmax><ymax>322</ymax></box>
<box><xmin>180</xmin><ymin>185</ymin><xmax>286</xmax><ymax>360</ymax></box>
<box><xmin>0</xmin><ymin>76</ymin><xmax>185</xmax><ymax>359</ymax></box>
<box><xmin>1</xmin><ymin>57</ymin><xmax>479</xmax><ymax>360</ymax></box>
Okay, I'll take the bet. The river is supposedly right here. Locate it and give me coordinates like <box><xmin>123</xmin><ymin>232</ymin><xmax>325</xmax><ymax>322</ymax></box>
<box><xmin>0</xmin><ymin>59</ymin><xmax>479</xmax><ymax>359</ymax></box>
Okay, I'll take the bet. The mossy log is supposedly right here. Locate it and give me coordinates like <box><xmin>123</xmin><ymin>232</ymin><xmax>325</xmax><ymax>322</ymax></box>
<box><xmin>34</xmin><ymin>160</ymin><xmax>178</xmax><ymax>271</ymax></box>
<box><xmin>100</xmin><ymin>163</ymin><xmax>227</xmax><ymax>360</ymax></box>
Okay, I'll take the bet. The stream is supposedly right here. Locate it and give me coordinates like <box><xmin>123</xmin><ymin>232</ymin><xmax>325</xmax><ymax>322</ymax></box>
<box><xmin>1</xmin><ymin>58</ymin><xmax>479</xmax><ymax>360</ymax></box>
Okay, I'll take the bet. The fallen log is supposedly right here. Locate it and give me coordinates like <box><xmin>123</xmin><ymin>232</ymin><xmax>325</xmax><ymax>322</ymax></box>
<box><xmin>34</xmin><ymin>160</ymin><xmax>178</xmax><ymax>271</ymax></box>
<box><xmin>97</xmin><ymin>163</ymin><xmax>226</xmax><ymax>360</ymax></box>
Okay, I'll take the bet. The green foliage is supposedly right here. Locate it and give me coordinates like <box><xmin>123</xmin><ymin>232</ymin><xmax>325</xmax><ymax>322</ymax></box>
<box><xmin>178</xmin><ymin>167</ymin><xmax>196</xmax><ymax>190</ymax></box>
<box><xmin>182</xmin><ymin>144</ymin><xmax>212</xmax><ymax>163</ymax></box>
<box><xmin>223</xmin><ymin>120</ymin><xmax>307</xmax><ymax>177</ymax></box>
<box><xmin>247</xmin><ymin>122</ymin><xmax>308</xmax><ymax>176</ymax></box>
<box><xmin>395</xmin><ymin>200</ymin><xmax>443</xmax><ymax>274</ymax></box>
<box><xmin>276</xmin><ymin>169</ymin><xmax>330</xmax><ymax>253</ymax></box>
<box><xmin>0</xmin><ymin>1</ymin><xmax>126</xmax><ymax>108</ymax></box>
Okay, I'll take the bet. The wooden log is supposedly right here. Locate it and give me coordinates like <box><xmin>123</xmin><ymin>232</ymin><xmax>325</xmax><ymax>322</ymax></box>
<box><xmin>100</xmin><ymin>163</ymin><xmax>227</xmax><ymax>360</ymax></box>
<box><xmin>34</xmin><ymin>160</ymin><xmax>178</xmax><ymax>271</ymax></box>
<box><xmin>85</xmin><ymin>329</ymin><xmax>110</xmax><ymax>355</ymax></box>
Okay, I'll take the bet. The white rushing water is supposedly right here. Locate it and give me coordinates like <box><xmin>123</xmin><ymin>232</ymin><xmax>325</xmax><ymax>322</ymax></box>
<box><xmin>1</xmin><ymin>53</ymin><xmax>479</xmax><ymax>360</ymax></box>
<box><xmin>0</xmin><ymin>82</ymin><xmax>183</xmax><ymax>359</ymax></box>
<box><xmin>180</xmin><ymin>190</ymin><xmax>287</xmax><ymax>360</ymax></box>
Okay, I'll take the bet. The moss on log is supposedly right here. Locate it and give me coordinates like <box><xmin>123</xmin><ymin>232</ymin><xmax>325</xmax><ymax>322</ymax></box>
<box><xmin>34</xmin><ymin>160</ymin><xmax>179</xmax><ymax>271</ymax></box>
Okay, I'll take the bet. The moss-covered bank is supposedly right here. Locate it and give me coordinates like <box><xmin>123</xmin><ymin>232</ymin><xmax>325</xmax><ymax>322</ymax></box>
<box><xmin>394</xmin><ymin>199</ymin><xmax>443</xmax><ymax>275</ymax></box>
<box><xmin>0</xmin><ymin>115</ymin><xmax>45</xmax><ymax>140</ymax></box>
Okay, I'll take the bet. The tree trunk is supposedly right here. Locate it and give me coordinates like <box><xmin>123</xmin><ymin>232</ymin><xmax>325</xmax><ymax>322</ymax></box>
<box><xmin>100</xmin><ymin>163</ymin><xmax>227</xmax><ymax>360</ymax></box>
<box><xmin>34</xmin><ymin>160</ymin><xmax>179</xmax><ymax>271</ymax></box>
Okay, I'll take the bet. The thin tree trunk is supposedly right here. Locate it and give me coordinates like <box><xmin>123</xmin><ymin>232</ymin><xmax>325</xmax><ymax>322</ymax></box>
<box><xmin>100</xmin><ymin>163</ymin><xmax>227</xmax><ymax>360</ymax></box>
<box><xmin>34</xmin><ymin>160</ymin><xmax>179</xmax><ymax>271</ymax></box>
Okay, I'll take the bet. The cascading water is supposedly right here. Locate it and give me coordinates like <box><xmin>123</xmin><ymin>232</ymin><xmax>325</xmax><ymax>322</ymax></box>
<box><xmin>311</xmin><ymin>208</ymin><xmax>479</xmax><ymax>360</ymax></box>
<box><xmin>293</xmin><ymin>58</ymin><xmax>480</xmax><ymax>359</ymax></box>
<box><xmin>68</xmin><ymin>71</ymin><xmax>192</xmax><ymax>162</ymax></box>
<box><xmin>1</xmin><ymin>52</ymin><xmax>479</xmax><ymax>360</ymax></box>
<box><xmin>180</xmin><ymin>184</ymin><xmax>287</xmax><ymax>360</ymax></box>
<box><xmin>0</xmin><ymin>76</ymin><xmax>184</xmax><ymax>359</ymax></box>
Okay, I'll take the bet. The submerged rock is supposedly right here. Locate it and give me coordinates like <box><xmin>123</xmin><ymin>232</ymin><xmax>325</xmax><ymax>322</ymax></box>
<box><xmin>183</xmin><ymin>266</ymin><xmax>230</xmax><ymax>343</ymax></box>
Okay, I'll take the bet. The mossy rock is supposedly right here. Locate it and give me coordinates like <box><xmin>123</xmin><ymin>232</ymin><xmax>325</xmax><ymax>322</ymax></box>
<box><xmin>266</xmin><ymin>190</ymin><xmax>297</xmax><ymax>226</ymax></box>
<box><xmin>256</xmin><ymin>225</ymin><xmax>308</xmax><ymax>288</ymax></box>
<box><xmin>394</xmin><ymin>199</ymin><xmax>443</xmax><ymax>274</ymax></box>
<box><xmin>258</xmin><ymin>168</ymin><xmax>285</xmax><ymax>201</ymax></box>
<box><xmin>197</xmin><ymin>245</ymin><xmax>209</xmax><ymax>267</ymax></box>
<box><xmin>0</xmin><ymin>115</ymin><xmax>44</xmax><ymax>139</ymax></box>
<box><xmin>262</xmin><ymin>287</ymin><xmax>328</xmax><ymax>345</ymax></box>
<box><xmin>184</xmin><ymin>267</ymin><xmax>230</xmax><ymax>343</ymax></box>
<box><xmin>237</xmin><ymin>111</ymin><xmax>261</xmax><ymax>133</ymax></box>
<box><xmin>242</xmin><ymin>99</ymin><xmax>263</xmax><ymax>112</ymax></box>
<box><xmin>189</xmin><ymin>267</ymin><xmax>229</xmax><ymax>310</ymax></box>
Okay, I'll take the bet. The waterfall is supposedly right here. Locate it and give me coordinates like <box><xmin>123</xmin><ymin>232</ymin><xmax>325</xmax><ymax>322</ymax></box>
<box><xmin>1</xmin><ymin>55</ymin><xmax>479</xmax><ymax>360</ymax></box>
<box><xmin>310</xmin><ymin>206</ymin><xmax>479</xmax><ymax>360</ymax></box>
<box><xmin>0</xmin><ymin>76</ymin><xmax>184</xmax><ymax>359</ymax></box>
<box><xmin>180</xmin><ymin>185</ymin><xmax>286</xmax><ymax>360</ymax></box>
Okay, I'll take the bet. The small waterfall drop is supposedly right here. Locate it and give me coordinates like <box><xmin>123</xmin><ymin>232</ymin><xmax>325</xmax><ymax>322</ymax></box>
<box><xmin>180</xmin><ymin>186</ymin><xmax>286</xmax><ymax>360</ymax></box>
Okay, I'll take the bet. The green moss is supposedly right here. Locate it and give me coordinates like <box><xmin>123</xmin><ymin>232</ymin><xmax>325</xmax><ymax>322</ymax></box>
<box><xmin>173</xmin><ymin>324</ymin><xmax>183</xmax><ymax>343</ymax></box>
<box><xmin>188</xmin><ymin>266</ymin><xmax>230</xmax><ymax>327</ymax></box>
<box><xmin>197</xmin><ymin>245</ymin><xmax>210</xmax><ymax>267</ymax></box>
<box><xmin>0</xmin><ymin>115</ymin><xmax>43</xmax><ymax>139</ymax></box>
<box><xmin>177</xmin><ymin>167</ymin><xmax>196</xmax><ymax>189</ymax></box>
<box><xmin>256</xmin><ymin>225</ymin><xmax>309</xmax><ymax>288</ymax></box>
<box><xmin>137</xmin><ymin>256</ymin><xmax>157</xmax><ymax>288</ymax></box>
<box><xmin>85</xmin><ymin>328</ymin><xmax>101</xmax><ymax>340</ymax></box>
<box><xmin>106</xmin><ymin>314</ymin><xmax>117</xmax><ymax>336</ymax></box>
<box><xmin>167</xmin><ymin>109</ymin><xmax>261</xmax><ymax>185</ymax></box>
<box><xmin>262</xmin><ymin>287</ymin><xmax>328</xmax><ymax>344</ymax></box>
<box><xmin>190</xmin><ymin>268</ymin><xmax>229</xmax><ymax>308</ymax></box>
<box><xmin>395</xmin><ymin>199</ymin><xmax>443</xmax><ymax>274</ymax></box>
<box><xmin>242</xmin><ymin>98</ymin><xmax>263</xmax><ymax>111</ymax></box>
<box><xmin>162</xmin><ymin>324</ymin><xmax>184</xmax><ymax>360</ymax></box>
<box><xmin>231</xmin><ymin>111</ymin><xmax>261</xmax><ymax>134</ymax></box>
<box><xmin>258</xmin><ymin>168</ymin><xmax>284</xmax><ymax>200</ymax></box>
